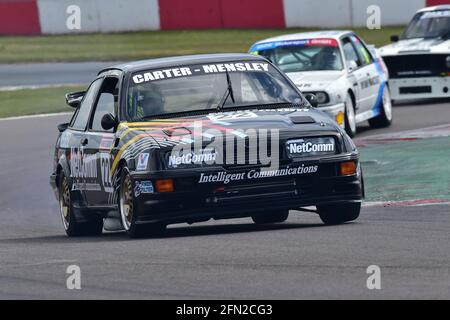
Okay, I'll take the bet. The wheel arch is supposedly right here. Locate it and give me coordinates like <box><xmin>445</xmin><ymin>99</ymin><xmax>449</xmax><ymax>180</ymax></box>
<box><xmin>347</xmin><ymin>89</ymin><xmax>356</xmax><ymax>110</ymax></box>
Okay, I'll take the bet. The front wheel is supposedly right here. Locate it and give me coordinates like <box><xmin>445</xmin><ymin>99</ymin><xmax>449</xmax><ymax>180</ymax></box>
<box><xmin>119</xmin><ymin>167</ymin><xmax>166</xmax><ymax>238</ymax></box>
<box><xmin>316</xmin><ymin>202</ymin><xmax>361</xmax><ymax>225</ymax></box>
<box><xmin>252</xmin><ymin>210</ymin><xmax>289</xmax><ymax>224</ymax></box>
<box><xmin>344</xmin><ymin>94</ymin><xmax>357</xmax><ymax>137</ymax></box>
<box><xmin>369</xmin><ymin>85</ymin><xmax>393</xmax><ymax>128</ymax></box>
<box><xmin>58</xmin><ymin>172</ymin><xmax>103</xmax><ymax>237</ymax></box>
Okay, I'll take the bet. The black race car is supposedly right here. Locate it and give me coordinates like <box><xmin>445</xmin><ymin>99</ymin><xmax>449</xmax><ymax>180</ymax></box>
<box><xmin>50</xmin><ymin>53</ymin><xmax>364</xmax><ymax>238</ymax></box>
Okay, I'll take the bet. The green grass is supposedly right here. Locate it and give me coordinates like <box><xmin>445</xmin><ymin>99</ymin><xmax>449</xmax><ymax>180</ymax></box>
<box><xmin>0</xmin><ymin>27</ymin><xmax>405</xmax><ymax>64</ymax></box>
<box><xmin>361</xmin><ymin>138</ymin><xmax>450</xmax><ymax>202</ymax></box>
<box><xmin>0</xmin><ymin>86</ymin><xmax>84</xmax><ymax>118</ymax></box>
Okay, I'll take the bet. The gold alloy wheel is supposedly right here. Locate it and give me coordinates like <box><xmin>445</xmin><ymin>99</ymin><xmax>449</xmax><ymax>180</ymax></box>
<box><xmin>120</xmin><ymin>173</ymin><xmax>134</xmax><ymax>230</ymax></box>
<box><xmin>59</xmin><ymin>176</ymin><xmax>71</xmax><ymax>230</ymax></box>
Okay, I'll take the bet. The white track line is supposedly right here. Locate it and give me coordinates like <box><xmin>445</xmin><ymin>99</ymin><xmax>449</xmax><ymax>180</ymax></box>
<box><xmin>0</xmin><ymin>112</ymin><xmax>72</xmax><ymax>122</ymax></box>
<box><xmin>0</xmin><ymin>83</ymin><xmax>86</xmax><ymax>92</ymax></box>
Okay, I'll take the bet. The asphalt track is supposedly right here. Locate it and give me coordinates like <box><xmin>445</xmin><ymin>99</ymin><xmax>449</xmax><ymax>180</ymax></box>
<box><xmin>0</xmin><ymin>100</ymin><xmax>449</xmax><ymax>300</ymax></box>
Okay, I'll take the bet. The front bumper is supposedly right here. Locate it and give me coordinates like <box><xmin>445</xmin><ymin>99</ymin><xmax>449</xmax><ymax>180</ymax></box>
<box><xmin>389</xmin><ymin>77</ymin><xmax>450</xmax><ymax>100</ymax></box>
<box><xmin>130</xmin><ymin>157</ymin><xmax>363</xmax><ymax>225</ymax></box>
<box><xmin>317</xmin><ymin>102</ymin><xmax>345</xmax><ymax>128</ymax></box>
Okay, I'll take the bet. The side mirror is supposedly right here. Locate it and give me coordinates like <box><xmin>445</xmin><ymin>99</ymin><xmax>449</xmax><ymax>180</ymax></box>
<box><xmin>57</xmin><ymin>122</ymin><xmax>69</xmax><ymax>133</ymax></box>
<box><xmin>304</xmin><ymin>93</ymin><xmax>318</xmax><ymax>108</ymax></box>
<box><xmin>390</xmin><ymin>35</ymin><xmax>399</xmax><ymax>42</ymax></box>
<box><xmin>65</xmin><ymin>91</ymin><xmax>85</xmax><ymax>108</ymax></box>
<box><xmin>101</xmin><ymin>113</ymin><xmax>117</xmax><ymax>131</ymax></box>
<box><xmin>347</xmin><ymin>60</ymin><xmax>358</xmax><ymax>72</ymax></box>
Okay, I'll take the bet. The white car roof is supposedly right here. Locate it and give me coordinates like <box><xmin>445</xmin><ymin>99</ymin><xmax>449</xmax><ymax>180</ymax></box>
<box><xmin>252</xmin><ymin>30</ymin><xmax>352</xmax><ymax>46</ymax></box>
<box><xmin>417</xmin><ymin>5</ymin><xmax>450</xmax><ymax>13</ymax></box>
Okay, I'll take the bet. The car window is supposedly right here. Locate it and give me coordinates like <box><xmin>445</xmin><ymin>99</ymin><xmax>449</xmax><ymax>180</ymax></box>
<box><xmin>256</xmin><ymin>40</ymin><xmax>344</xmax><ymax>72</ymax></box>
<box><xmin>341</xmin><ymin>37</ymin><xmax>361</xmax><ymax>68</ymax></box>
<box><xmin>71</xmin><ymin>79</ymin><xmax>102</xmax><ymax>131</ymax></box>
<box><xmin>90</xmin><ymin>77</ymin><xmax>119</xmax><ymax>132</ymax></box>
<box><xmin>403</xmin><ymin>10</ymin><xmax>450</xmax><ymax>39</ymax></box>
<box><xmin>350</xmin><ymin>35</ymin><xmax>372</xmax><ymax>66</ymax></box>
<box><xmin>126</xmin><ymin>62</ymin><xmax>303</xmax><ymax>121</ymax></box>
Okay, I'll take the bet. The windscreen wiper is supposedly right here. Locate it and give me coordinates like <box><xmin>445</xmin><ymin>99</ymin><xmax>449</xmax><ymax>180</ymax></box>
<box><xmin>217</xmin><ymin>70</ymin><xmax>235</xmax><ymax>111</ymax></box>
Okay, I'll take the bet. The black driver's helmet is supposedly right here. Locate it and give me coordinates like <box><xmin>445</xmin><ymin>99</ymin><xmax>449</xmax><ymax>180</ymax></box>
<box><xmin>135</xmin><ymin>84</ymin><xmax>165</xmax><ymax>118</ymax></box>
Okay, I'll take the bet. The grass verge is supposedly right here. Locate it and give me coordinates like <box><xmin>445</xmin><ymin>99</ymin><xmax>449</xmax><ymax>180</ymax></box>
<box><xmin>0</xmin><ymin>27</ymin><xmax>404</xmax><ymax>64</ymax></box>
<box><xmin>0</xmin><ymin>86</ymin><xmax>84</xmax><ymax>118</ymax></box>
<box><xmin>361</xmin><ymin>137</ymin><xmax>450</xmax><ymax>202</ymax></box>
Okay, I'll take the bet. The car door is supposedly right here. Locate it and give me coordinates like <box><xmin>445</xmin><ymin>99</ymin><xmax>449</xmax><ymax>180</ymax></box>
<box><xmin>83</xmin><ymin>76</ymin><xmax>119</xmax><ymax>206</ymax></box>
<box><xmin>349</xmin><ymin>34</ymin><xmax>381</xmax><ymax>114</ymax></box>
<box><xmin>341</xmin><ymin>36</ymin><xmax>372</xmax><ymax>113</ymax></box>
<box><xmin>68</xmin><ymin>78</ymin><xmax>103</xmax><ymax>197</ymax></box>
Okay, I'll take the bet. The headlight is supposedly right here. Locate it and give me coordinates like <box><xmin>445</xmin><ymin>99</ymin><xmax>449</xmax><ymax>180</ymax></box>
<box><xmin>304</xmin><ymin>91</ymin><xmax>329</xmax><ymax>105</ymax></box>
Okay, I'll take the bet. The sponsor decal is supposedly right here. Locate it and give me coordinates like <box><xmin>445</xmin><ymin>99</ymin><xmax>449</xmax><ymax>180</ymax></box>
<box><xmin>198</xmin><ymin>164</ymin><xmax>318</xmax><ymax>184</ymax></box>
<box><xmin>70</xmin><ymin>147</ymin><xmax>97</xmax><ymax>180</ymax></box>
<box><xmin>134</xmin><ymin>181</ymin><xmax>154</xmax><ymax>197</ymax></box>
<box><xmin>132</xmin><ymin>62</ymin><xmax>269</xmax><ymax>84</ymax></box>
<box><xmin>250</xmin><ymin>38</ymin><xmax>339</xmax><ymax>52</ymax></box>
<box><xmin>207</xmin><ymin>110</ymin><xmax>258</xmax><ymax>122</ymax></box>
<box><xmin>421</xmin><ymin>10</ymin><xmax>450</xmax><ymax>19</ymax></box>
<box><xmin>69</xmin><ymin>147</ymin><xmax>113</xmax><ymax>193</ymax></box>
<box><xmin>287</xmin><ymin>137</ymin><xmax>335</xmax><ymax>156</ymax></box>
<box><xmin>99</xmin><ymin>153</ymin><xmax>113</xmax><ymax>193</ymax></box>
<box><xmin>136</xmin><ymin>153</ymin><xmax>150</xmax><ymax>171</ymax></box>
<box><xmin>168</xmin><ymin>148</ymin><xmax>217</xmax><ymax>168</ymax></box>
<box><xmin>99</xmin><ymin>136</ymin><xmax>114</xmax><ymax>151</ymax></box>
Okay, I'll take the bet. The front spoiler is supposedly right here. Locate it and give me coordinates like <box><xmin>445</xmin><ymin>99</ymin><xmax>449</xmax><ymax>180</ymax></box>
<box><xmin>130</xmin><ymin>159</ymin><xmax>363</xmax><ymax>225</ymax></box>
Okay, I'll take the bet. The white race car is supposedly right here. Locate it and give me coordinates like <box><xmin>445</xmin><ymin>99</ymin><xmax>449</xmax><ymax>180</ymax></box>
<box><xmin>380</xmin><ymin>5</ymin><xmax>450</xmax><ymax>101</ymax></box>
<box><xmin>250</xmin><ymin>30</ymin><xmax>392</xmax><ymax>137</ymax></box>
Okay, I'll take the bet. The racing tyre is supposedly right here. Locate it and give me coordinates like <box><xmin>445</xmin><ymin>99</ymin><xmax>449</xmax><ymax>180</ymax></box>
<box><xmin>252</xmin><ymin>210</ymin><xmax>289</xmax><ymax>224</ymax></box>
<box><xmin>317</xmin><ymin>202</ymin><xmax>361</xmax><ymax>225</ymax></box>
<box><xmin>368</xmin><ymin>86</ymin><xmax>393</xmax><ymax>128</ymax></box>
<box><xmin>58</xmin><ymin>172</ymin><xmax>104</xmax><ymax>237</ymax></box>
<box><xmin>119</xmin><ymin>167</ymin><xmax>166</xmax><ymax>238</ymax></box>
<box><xmin>344</xmin><ymin>94</ymin><xmax>357</xmax><ymax>137</ymax></box>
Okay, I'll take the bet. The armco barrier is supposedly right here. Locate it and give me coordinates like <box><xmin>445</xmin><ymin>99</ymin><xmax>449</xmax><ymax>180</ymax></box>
<box><xmin>0</xmin><ymin>0</ymin><xmax>446</xmax><ymax>35</ymax></box>
<box><xmin>37</xmin><ymin>0</ymin><xmax>159</xmax><ymax>34</ymax></box>
<box><xmin>0</xmin><ymin>0</ymin><xmax>40</xmax><ymax>35</ymax></box>
<box><xmin>158</xmin><ymin>0</ymin><xmax>285</xmax><ymax>29</ymax></box>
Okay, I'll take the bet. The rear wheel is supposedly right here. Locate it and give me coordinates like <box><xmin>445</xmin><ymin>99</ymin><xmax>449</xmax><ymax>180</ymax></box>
<box><xmin>317</xmin><ymin>202</ymin><xmax>361</xmax><ymax>225</ymax></box>
<box><xmin>252</xmin><ymin>210</ymin><xmax>289</xmax><ymax>224</ymax></box>
<box><xmin>58</xmin><ymin>173</ymin><xmax>103</xmax><ymax>237</ymax></box>
<box><xmin>119</xmin><ymin>167</ymin><xmax>166</xmax><ymax>238</ymax></box>
<box><xmin>369</xmin><ymin>85</ymin><xmax>393</xmax><ymax>128</ymax></box>
<box><xmin>344</xmin><ymin>94</ymin><xmax>357</xmax><ymax>137</ymax></box>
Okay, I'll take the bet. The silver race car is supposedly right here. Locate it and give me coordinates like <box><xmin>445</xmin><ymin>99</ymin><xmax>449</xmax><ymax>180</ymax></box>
<box><xmin>380</xmin><ymin>5</ymin><xmax>450</xmax><ymax>102</ymax></box>
<box><xmin>250</xmin><ymin>30</ymin><xmax>392</xmax><ymax>136</ymax></box>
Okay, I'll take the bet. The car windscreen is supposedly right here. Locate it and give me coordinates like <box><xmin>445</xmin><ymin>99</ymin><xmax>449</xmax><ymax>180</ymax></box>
<box><xmin>126</xmin><ymin>61</ymin><xmax>303</xmax><ymax>120</ymax></box>
<box><xmin>251</xmin><ymin>38</ymin><xmax>343</xmax><ymax>73</ymax></box>
<box><xmin>403</xmin><ymin>10</ymin><xmax>450</xmax><ymax>39</ymax></box>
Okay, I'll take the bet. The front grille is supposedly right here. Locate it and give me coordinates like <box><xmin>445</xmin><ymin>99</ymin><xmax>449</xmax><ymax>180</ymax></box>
<box><xmin>383</xmin><ymin>54</ymin><xmax>449</xmax><ymax>78</ymax></box>
<box><xmin>399</xmin><ymin>86</ymin><xmax>432</xmax><ymax>94</ymax></box>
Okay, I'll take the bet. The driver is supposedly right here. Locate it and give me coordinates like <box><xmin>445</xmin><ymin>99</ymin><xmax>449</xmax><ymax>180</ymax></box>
<box><xmin>136</xmin><ymin>85</ymin><xmax>165</xmax><ymax>118</ymax></box>
<box><xmin>312</xmin><ymin>47</ymin><xmax>338</xmax><ymax>70</ymax></box>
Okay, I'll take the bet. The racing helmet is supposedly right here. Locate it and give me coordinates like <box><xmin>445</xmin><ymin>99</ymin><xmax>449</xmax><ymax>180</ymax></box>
<box><xmin>313</xmin><ymin>47</ymin><xmax>338</xmax><ymax>70</ymax></box>
<box><xmin>136</xmin><ymin>85</ymin><xmax>165</xmax><ymax>117</ymax></box>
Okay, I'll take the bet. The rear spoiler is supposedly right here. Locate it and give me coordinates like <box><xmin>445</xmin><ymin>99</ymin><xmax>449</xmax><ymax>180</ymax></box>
<box><xmin>65</xmin><ymin>91</ymin><xmax>85</xmax><ymax>108</ymax></box>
